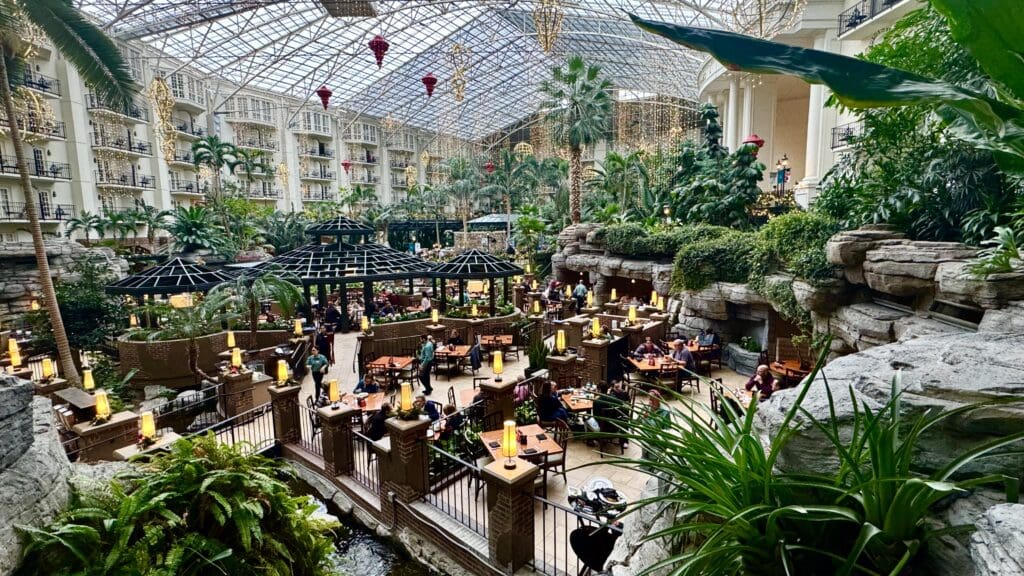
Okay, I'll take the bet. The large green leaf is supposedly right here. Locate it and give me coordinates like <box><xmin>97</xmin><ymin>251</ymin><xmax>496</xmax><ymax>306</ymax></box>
<box><xmin>931</xmin><ymin>0</ymin><xmax>1024</xmax><ymax>103</ymax></box>
<box><xmin>628</xmin><ymin>14</ymin><xmax>1024</xmax><ymax>176</ymax></box>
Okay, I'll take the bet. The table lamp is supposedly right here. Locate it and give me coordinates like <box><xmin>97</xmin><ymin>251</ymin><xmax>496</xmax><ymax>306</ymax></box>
<box><xmin>293</xmin><ymin>319</ymin><xmax>303</xmax><ymax>336</ymax></box>
<box><xmin>8</xmin><ymin>339</ymin><xmax>21</xmax><ymax>367</ymax></box>
<box><xmin>82</xmin><ymin>368</ymin><xmax>95</xmax><ymax>392</ymax></box>
<box><xmin>657</xmin><ymin>295</ymin><xmax>665</xmax><ymax>311</ymax></box>
<box><xmin>651</xmin><ymin>290</ymin><xmax>658</xmax><ymax>305</ymax></box>
<box><xmin>628</xmin><ymin>305</ymin><xmax>637</xmax><ymax>325</ymax></box>
<box><xmin>501</xmin><ymin>420</ymin><xmax>517</xmax><ymax>469</ymax></box>
<box><xmin>525</xmin><ymin>263</ymin><xmax>531</xmax><ymax>274</ymax></box>
<box><xmin>492</xmin><ymin>351</ymin><xmax>503</xmax><ymax>382</ymax></box>
<box><xmin>41</xmin><ymin>357</ymin><xmax>54</xmax><ymax>379</ymax></box>
<box><xmin>586</xmin><ymin>290</ymin><xmax>593</xmax><ymax>308</ymax></box>
<box><xmin>532</xmin><ymin>300</ymin><xmax>541</xmax><ymax>315</ymax></box>
<box><xmin>590</xmin><ymin>317</ymin><xmax>601</xmax><ymax>339</ymax></box>
<box><xmin>360</xmin><ymin>316</ymin><xmax>370</xmax><ymax>333</ymax></box>
<box><xmin>471</xmin><ymin>304</ymin><xmax>478</xmax><ymax>317</ymax></box>
<box><xmin>129</xmin><ymin>313</ymin><xmax>138</xmax><ymax>328</ymax></box>
<box><xmin>226</xmin><ymin>330</ymin><xmax>236</xmax><ymax>348</ymax></box>
<box><xmin>564</xmin><ymin>285</ymin><xmax>571</xmax><ymax>299</ymax></box>
<box><xmin>328</xmin><ymin>379</ymin><xmax>340</xmax><ymax>409</ymax></box>
<box><xmin>30</xmin><ymin>299</ymin><xmax>39</xmax><ymax>311</ymax></box>
<box><xmin>555</xmin><ymin>329</ymin><xmax>566</xmax><ymax>354</ymax></box>
<box><xmin>94</xmin><ymin>389</ymin><xmax>111</xmax><ymax>421</ymax></box>
<box><xmin>531</xmin><ymin>279</ymin><xmax>538</xmax><ymax>291</ymax></box>
<box><xmin>431</xmin><ymin>309</ymin><xmax>439</xmax><ymax>324</ymax></box>
<box><xmin>276</xmin><ymin>359</ymin><xmax>288</xmax><ymax>384</ymax></box>
<box><xmin>400</xmin><ymin>382</ymin><xmax>413</xmax><ymax>412</ymax></box>
<box><xmin>610</xmin><ymin>288</ymin><xmax>617</xmax><ymax>301</ymax></box>
<box><xmin>139</xmin><ymin>410</ymin><xmax>156</xmax><ymax>440</ymax></box>
<box><xmin>230</xmin><ymin>348</ymin><xmax>242</xmax><ymax>369</ymax></box>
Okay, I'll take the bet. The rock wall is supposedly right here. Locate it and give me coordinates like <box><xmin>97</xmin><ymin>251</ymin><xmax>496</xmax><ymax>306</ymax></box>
<box><xmin>0</xmin><ymin>376</ymin><xmax>71</xmax><ymax>574</ymax></box>
<box><xmin>0</xmin><ymin>239</ymin><xmax>129</xmax><ymax>321</ymax></box>
<box><xmin>605</xmin><ymin>476</ymin><xmax>677</xmax><ymax>576</ymax></box>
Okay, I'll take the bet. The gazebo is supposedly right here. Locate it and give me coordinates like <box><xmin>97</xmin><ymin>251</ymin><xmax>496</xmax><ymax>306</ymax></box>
<box><xmin>105</xmin><ymin>257</ymin><xmax>238</xmax><ymax>303</ymax></box>
<box><xmin>248</xmin><ymin>216</ymin><xmax>433</xmax><ymax>330</ymax></box>
<box><xmin>429</xmin><ymin>249</ymin><xmax>523</xmax><ymax>316</ymax></box>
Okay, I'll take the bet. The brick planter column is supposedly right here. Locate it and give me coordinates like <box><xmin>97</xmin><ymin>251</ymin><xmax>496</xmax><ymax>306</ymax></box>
<box><xmin>71</xmin><ymin>411</ymin><xmax>138</xmax><ymax>462</ymax></box>
<box><xmin>546</xmin><ymin>353</ymin><xmax>579</xmax><ymax>389</ymax></box>
<box><xmin>466</xmin><ymin>318</ymin><xmax>487</xmax><ymax>346</ymax></box>
<box><xmin>483</xmin><ymin>459</ymin><xmax>539</xmax><ymax>572</ymax></box>
<box><xmin>220</xmin><ymin>371</ymin><xmax>254</xmax><ymax>418</ymax></box>
<box><xmin>580</xmin><ymin>338</ymin><xmax>610</xmax><ymax>386</ymax></box>
<box><xmin>480</xmin><ymin>376</ymin><xmax>517</xmax><ymax>422</ymax></box>
<box><xmin>381</xmin><ymin>417</ymin><xmax>431</xmax><ymax>504</ymax></box>
<box><xmin>650</xmin><ymin>313</ymin><xmax>670</xmax><ymax>341</ymax></box>
<box><xmin>426</xmin><ymin>322</ymin><xmax>447</xmax><ymax>344</ymax></box>
<box><xmin>621</xmin><ymin>324</ymin><xmax>645</xmax><ymax>353</ymax></box>
<box><xmin>318</xmin><ymin>404</ymin><xmax>357</xmax><ymax>476</ymax></box>
<box><xmin>527</xmin><ymin>313</ymin><xmax>545</xmax><ymax>349</ymax></box>
<box><xmin>269</xmin><ymin>384</ymin><xmax>300</xmax><ymax>444</ymax></box>
<box><xmin>564</xmin><ymin>316</ymin><xmax>589</xmax><ymax>350</ymax></box>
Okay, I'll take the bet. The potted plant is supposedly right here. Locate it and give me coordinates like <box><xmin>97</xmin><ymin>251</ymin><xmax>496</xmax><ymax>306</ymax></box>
<box><xmin>525</xmin><ymin>339</ymin><xmax>551</xmax><ymax>378</ymax></box>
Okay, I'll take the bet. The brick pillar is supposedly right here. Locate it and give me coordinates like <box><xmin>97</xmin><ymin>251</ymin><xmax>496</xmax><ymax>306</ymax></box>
<box><xmin>466</xmin><ymin>318</ymin><xmax>487</xmax><ymax>345</ymax></box>
<box><xmin>426</xmin><ymin>322</ymin><xmax>447</xmax><ymax>344</ymax></box>
<box><xmin>356</xmin><ymin>333</ymin><xmax>374</xmax><ymax>374</ymax></box>
<box><xmin>318</xmin><ymin>404</ymin><xmax>357</xmax><ymax>476</ymax></box>
<box><xmin>580</xmin><ymin>338</ymin><xmax>610</xmax><ymax>386</ymax></box>
<box><xmin>527</xmin><ymin>313</ymin><xmax>545</xmax><ymax>348</ymax></box>
<box><xmin>513</xmin><ymin>285</ymin><xmax>526</xmax><ymax>311</ymax></box>
<box><xmin>71</xmin><ymin>411</ymin><xmax>138</xmax><ymax>462</ymax></box>
<box><xmin>546</xmin><ymin>353</ymin><xmax>579</xmax><ymax>389</ymax></box>
<box><xmin>564</xmin><ymin>316</ymin><xmax>589</xmax><ymax>350</ymax></box>
<box><xmin>480</xmin><ymin>376</ymin><xmax>517</xmax><ymax>422</ymax></box>
<box><xmin>649</xmin><ymin>313</ymin><xmax>670</xmax><ymax>341</ymax></box>
<box><xmin>381</xmin><ymin>417</ymin><xmax>431</xmax><ymax>505</ymax></box>
<box><xmin>622</xmin><ymin>324</ymin><xmax>645</xmax><ymax>353</ymax></box>
<box><xmin>220</xmin><ymin>371</ymin><xmax>254</xmax><ymax>418</ymax></box>
<box><xmin>483</xmin><ymin>459</ymin><xmax>539</xmax><ymax>572</ymax></box>
<box><xmin>269</xmin><ymin>384</ymin><xmax>300</xmax><ymax>444</ymax></box>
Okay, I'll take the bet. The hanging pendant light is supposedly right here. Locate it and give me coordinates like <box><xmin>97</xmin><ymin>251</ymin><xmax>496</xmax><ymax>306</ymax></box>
<box><xmin>341</xmin><ymin>159</ymin><xmax>352</xmax><ymax>174</ymax></box>
<box><xmin>533</xmin><ymin>0</ymin><xmax>564</xmax><ymax>53</ymax></box>
<box><xmin>421</xmin><ymin>73</ymin><xmax>437</xmax><ymax>97</ymax></box>
<box><xmin>369</xmin><ymin>35</ymin><xmax>389</xmax><ymax>69</ymax></box>
<box><xmin>315</xmin><ymin>85</ymin><xmax>332</xmax><ymax>110</ymax></box>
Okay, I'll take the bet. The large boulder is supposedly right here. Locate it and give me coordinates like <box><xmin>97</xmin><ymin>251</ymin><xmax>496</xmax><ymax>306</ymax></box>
<box><xmin>979</xmin><ymin>302</ymin><xmax>1024</xmax><ymax>334</ymax></box>
<box><xmin>862</xmin><ymin>241</ymin><xmax>977</xmax><ymax>296</ymax></box>
<box><xmin>757</xmin><ymin>332</ymin><xmax>1024</xmax><ymax>478</ymax></box>
<box><xmin>826</xmin><ymin>227</ymin><xmax>904</xmax><ymax>284</ymax></box>
<box><xmin>970</xmin><ymin>503</ymin><xmax>1024</xmax><ymax>575</ymax></box>
<box><xmin>830</xmin><ymin>302</ymin><xmax>910</xmax><ymax>350</ymax></box>
<box><xmin>937</xmin><ymin>262</ymin><xmax>1024</xmax><ymax>309</ymax></box>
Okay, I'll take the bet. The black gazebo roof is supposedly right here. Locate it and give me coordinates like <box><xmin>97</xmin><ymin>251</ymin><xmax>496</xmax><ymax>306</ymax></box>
<box><xmin>429</xmin><ymin>249</ymin><xmax>523</xmax><ymax>280</ymax></box>
<box><xmin>105</xmin><ymin>257</ymin><xmax>237</xmax><ymax>296</ymax></box>
<box><xmin>304</xmin><ymin>216</ymin><xmax>373</xmax><ymax>238</ymax></box>
<box><xmin>249</xmin><ymin>241</ymin><xmax>432</xmax><ymax>284</ymax></box>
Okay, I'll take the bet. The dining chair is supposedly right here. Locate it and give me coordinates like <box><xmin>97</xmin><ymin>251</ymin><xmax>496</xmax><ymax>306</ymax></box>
<box><xmin>544</xmin><ymin>420</ymin><xmax>570</xmax><ymax>483</ymax></box>
<box><xmin>699</xmin><ymin>344</ymin><xmax>723</xmax><ymax>371</ymax></box>
<box><xmin>708</xmin><ymin>377</ymin><xmax>725</xmax><ymax>429</ymax></box>
<box><xmin>447</xmin><ymin>386</ymin><xmax>456</xmax><ymax>407</ymax></box>
<box><xmin>304</xmin><ymin>395</ymin><xmax>321</xmax><ymax>441</ymax></box>
<box><xmin>522</xmin><ymin>450</ymin><xmax>550</xmax><ymax>498</ymax></box>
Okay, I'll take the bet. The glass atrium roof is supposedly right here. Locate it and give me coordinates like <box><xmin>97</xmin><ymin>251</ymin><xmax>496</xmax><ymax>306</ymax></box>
<box><xmin>74</xmin><ymin>1</ymin><xmax>743</xmax><ymax>139</ymax></box>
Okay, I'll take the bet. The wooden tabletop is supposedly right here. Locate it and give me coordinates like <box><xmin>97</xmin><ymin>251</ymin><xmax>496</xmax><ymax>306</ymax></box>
<box><xmin>342</xmin><ymin>391</ymin><xmax>385</xmax><ymax>413</ymax></box>
<box><xmin>629</xmin><ymin>357</ymin><xmax>684</xmax><ymax>373</ymax></box>
<box><xmin>54</xmin><ymin>386</ymin><xmax>97</xmax><ymax>411</ymax></box>
<box><xmin>559</xmin><ymin>390</ymin><xmax>594</xmax><ymax>413</ymax></box>
<box><xmin>771</xmin><ymin>360</ymin><xmax>810</xmax><ymax>377</ymax></box>
<box><xmin>435</xmin><ymin>345</ymin><xmax>471</xmax><ymax>358</ymax></box>
<box><xmin>367</xmin><ymin>355</ymin><xmax>414</xmax><ymax>371</ymax></box>
<box><xmin>480</xmin><ymin>335</ymin><xmax>512</xmax><ymax>346</ymax></box>
<box><xmin>459</xmin><ymin>388</ymin><xmax>482</xmax><ymax>407</ymax></box>
<box><xmin>479</xmin><ymin>424</ymin><xmax>563</xmax><ymax>461</ymax></box>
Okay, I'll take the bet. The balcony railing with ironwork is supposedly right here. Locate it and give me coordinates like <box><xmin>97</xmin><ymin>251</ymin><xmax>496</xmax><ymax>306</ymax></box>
<box><xmin>174</xmin><ymin>122</ymin><xmax>205</xmax><ymax>137</ymax></box>
<box><xmin>0</xmin><ymin>156</ymin><xmax>71</xmax><ymax>180</ymax></box>
<box><xmin>95</xmin><ymin>171</ymin><xmax>155</xmax><ymax>189</ymax></box>
<box><xmin>247</xmin><ymin>188</ymin><xmax>282</xmax><ymax>199</ymax></box>
<box><xmin>350</xmin><ymin>174</ymin><xmax>379</xmax><ymax>185</ymax></box>
<box><xmin>85</xmin><ymin>93</ymin><xmax>148</xmax><ymax>122</ymax></box>
<box><xmin>23</xmin><ymin>71</ymin><xmax>61</xmax><ymax>97</ymax></box>
<box><xmin>838</xmin><ymin>0</ymin><xmax>900</xmax><ymax>35</ymax></box>
<box><xmin>301</xmin><ymin>189</ymin><xmax>335</xmax><ymax>201</ymax></box>
<box><xmin>90</xmin><ymin>133</ymin><xmax>153</xmax><ymax>155</ymax></box>
<box><xmin>831</xmin><ymin>121</ymin><xmax>864</xmax><ymax>150</ymax></box>
<box><xmin>301</xmin><ymin>147</ymin><xmax>334</xmax><ymax>159</ymax></box>
<box><xmin>236</xmin><ymin>138</ymin><xmax>278</xmax><ymax>151</ymax></box>
<box><xmin>170</xmin><ymin>150</ymin><xmax>195</xmax><ymax>164</ymax></box>
<box><xmin>0</xmin><ymin>116</ymin><xmax>66</xmax><ymax>139</ymax></box>
<box><xmin>0</xmin><ymin>202</ymin><xmax>75</xmax><ymax>221</ymax></box>
<box><xmin>170</xmin><ymin>180</ymin><xmax>202</xmax><ymax>195</ymax></box>
<box><xmin>300</xmin><ymin>170</ymin><xmax>335</xmax><ymax>180</ymax></box>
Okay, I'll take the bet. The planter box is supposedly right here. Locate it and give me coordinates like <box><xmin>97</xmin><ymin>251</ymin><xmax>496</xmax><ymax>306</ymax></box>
<box><xmin>723</xmin><ymin>343</ymin><xmax>760</xmax><ymax>377</ymax></box>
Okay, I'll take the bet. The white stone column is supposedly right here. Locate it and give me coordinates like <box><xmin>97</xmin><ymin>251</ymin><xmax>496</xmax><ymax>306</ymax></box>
<box><xmin>802</xmin><ymin>34</ymin><xmax>827</xmax><ymax>185</ymax></box>
<box><xmin>741</xmin><ymin>81</ymin><xmax>754</xmax><ymax>143</ymax></box>
<box><xmin>726</xmin><ymin>76</ymin><xmax>739</xmax><ymax>151</ymax></box>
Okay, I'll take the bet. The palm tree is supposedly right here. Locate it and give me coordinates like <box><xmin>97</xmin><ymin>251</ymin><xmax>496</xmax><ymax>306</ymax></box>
<box><xmin>229</xmin><ymin>147</ymin><xmax>274</xmax><ymax>194</ymax></box>
<box><xmin>133</xmin><ymin>205</ymin><xmax>171</xmax><ymax>249</ymax></box>
<box><xmin>0</xmin><ymin>2</ymin><xmax>137</xmax><ymax>385</ymax></box>
<box><xmin>65</xmin><ymin>210</ymin><xmax>105</xmax><ymax>244</ymax></box>
<box><xmin>442</xmin><ymin>157</ymin><xmax>485</xmax><ymax>235</ymax></box>
<box><xmin>165</xmin><ymin>205</ymin><xmax>226</xmax><ymax>254</ymax></box>
<box><xmin>192</xmin><ymin>136</ymin><xmax>238</xmax><ymax>197</ymax></box>
<box><xmin>210</xmin><ymin>270</ymin><xmax>303</xmax><ymax>351</ymax></box>
<box><xmin>259</xmin><ymin>211</ymin><xmax>309</xmax><ymax>254</ymax></box>
<box><xmin>481</xmin><ymin>149</ymin><xmax>538</xmax><ymax>241</ymax></box>
<box><xmin>407</xmin><ymin>183</ymin><xmax>447</xmax><ymax>246</ymax></box>
<box><xmin>340</xmin><ymin>185</ymin><xmax>378</xmax><ymax>219</ymax></box>
<box><xmin>104</xmin><ymin>211</ymin><xmax>136</xmax><ymax>245</ymax></box>
<box><xmin>588</xmin><ymin>150</ymin><xmax>649</xmax><ymax>209</ymax></box>
<box><xmin>148</xmin><ymin>290</ymin><xmax>238</xmax><ymax>385</ymax></box>
<box><xmin>538</xmin><ymin>56</ymin><xmax>613</xmax><ymax>224</ymax></box>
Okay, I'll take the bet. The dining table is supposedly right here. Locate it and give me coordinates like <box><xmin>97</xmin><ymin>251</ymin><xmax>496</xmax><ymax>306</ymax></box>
<box><xmin>480</xmin><ymin>334</ymin><xmax>512</xmax><ymax>348</ymax></box>
<box><xmin>459</xmin><ymin>387</ymin><xmax>482</xmax><ymax>407</ymax></box>
<box><xmin>628</xmin><ymin>356</ymin><xmax>685</xmax><ymax>374</ymax></box>
<box><xmin>340</xmin><ymin>391</ymin><xmax>385</xmax><ymax>413</ymax></box>
<box><xmin>366</xmin><ymin>355</ymin><xmax>415</xmax><ymax>390</ymax></box>
<box><xmin>434</xmin><ymin>344</ymin><xmax>471</xmax><ymax>380</ymax></box>
<box><xmin>559</xmin><ymin>390</ymin><xmax>594</xmax><ymax>413</ymax></box>
<box><xmin>479</xmin><ymin>424</ymin><xmax>564</xmax><ymax>461</ymax></box>
<box><xmin>770</xmin><ymin>359</ymin><xmax>811</xmax><ymax>383</ymax></box>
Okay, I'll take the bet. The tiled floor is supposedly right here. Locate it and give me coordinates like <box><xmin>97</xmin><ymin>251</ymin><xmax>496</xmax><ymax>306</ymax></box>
<box><xmin>303</xmin><ymin>331</ymin><xmax>749</xmax><ymax>572</ymax></box>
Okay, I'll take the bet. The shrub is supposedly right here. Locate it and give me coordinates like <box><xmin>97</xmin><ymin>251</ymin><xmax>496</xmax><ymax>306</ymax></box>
<box><xmin>604</xmin><ymin>223</ymin><xmax>732</xmax><ymax>258</ymax></box>
<box><xmin>754</xmin><ymin>212</ymin><xmax>841</xmax><ymax>286</ymax></box>
<box><xmin>672</xmin><ymin>231</ymin><xmax>759</xmax><ymax>290</ymax></box>
<box><xmin>603</xmin><ymin>223</ymin><xmax>648</xmax><ymax>255</ymax></box>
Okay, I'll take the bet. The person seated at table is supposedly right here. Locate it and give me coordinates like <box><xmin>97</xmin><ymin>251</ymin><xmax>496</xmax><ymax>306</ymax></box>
<box><xmin>592</xmin><ymin>382</ymin><xmax>628</xmax><ymax>449</ymax></box>
<box><xmin>379</xmin><ymin>301</ymin><xmax>396</xmax><ymax>317</ymax></box>
<box><xmin>365</xmin><ymin>403</ymin><xmax>392</xmax><ymax>441</ymax></box>
<box><xmin>354</xmin><ymin>372</ymin><xmax>379</xmax><ymax>394</ymax></box>
<box><xmin>420</xmin><ymin>291</ymin><xmax>432</xmax><ymax>311</ymax></box>
<box><xmin>518</xmin><ymin>277</ymin><xmax>531</xmax><ymax>292</ymax></box>
<box><xmin>633</xmin><ymin>337</ymin><xmax>663</xmax><ymax>358</ymax></box>
<box><xmin>745</xmin><ymin>364</ymin><xmax>777</xmax><ymax>399</ymax></box>
<box><xmin>415</xmin><ymin>394</ymin><xmax>440</xmax><ymax>421</ymax></box>
<box><xmin>387</xmin><ymin>290</ymin><xmax>401</xmax><ymax>307</ymax></box>
<box><xmin>698</xmin><ymin>328</ymin><xmax>721</xmax><ymax>347</ymax></box>
<box><xmin>570</xmin><ymin>523</ymin><xmax>623</xmax><ymax>572</ymax></box>
<box><xmin>513</xmin><ymin>375</ymin><xmax>531</xmax><ymax>404</ymax></box>
<box><xmin>447</xmin><ymin>329</ymin><xmax>464</xmax><ymax>346</ymax></box>
<box><xmin>543</xmin><ymin>280</ymin><xmax>561</xmax><ymax>303</ymax></box>
<box><xmin>668</xmin><ymin>339</ymin><xmax>694</xmax><ymax>366</ymax></box>
<box><xmin>619</xmin><ymin>294</ymin><xmax>632</xmax><ymax>305</ymax></box>
<box><xmin>610</xmin><ymin>379</ymin><xmax>631</xmax><ymax>404</ymax></box>
<box><xmin>536</xmin><ymin>380</ymin><xmax>569</xmax><ymax>423</ymax></box>
<box><xmin>438</xmin><ymin>404</ymin><xmax>464</xmax><ymax>440</ymax></box>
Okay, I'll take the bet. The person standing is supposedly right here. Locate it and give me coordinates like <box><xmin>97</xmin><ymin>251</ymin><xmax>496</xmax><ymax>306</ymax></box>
<box><xmin>306</xmin><ymin>346</ymin><xmax>329</xmax><ymax>402</ymax></box>
<box><xmin>572</xmin><ymin>279</ymin><xmax>587</xmax><ymax>311</ymax></box>
<box><xmin>314</xmin><ymin>325</ymin><xmax>332</xmax><ymax>365</ymax></box>
<box><xmin>418</xmin><ymin>334</ymin><xmax>435</xmax><ymax>395</ymax></box>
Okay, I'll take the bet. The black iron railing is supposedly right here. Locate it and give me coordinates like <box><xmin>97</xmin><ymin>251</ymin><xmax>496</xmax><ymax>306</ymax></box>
<box><xmin>85</xmin><ymin>93</ymin><xmax>148</xmax><ymax>122</ymax></box>
<box><xmin>530</xmin><ymin>495</ymin><xmax>623</xmax><ymax>576</ymax></box>
<box><xmin>0</xmin><ymin>202</ymin><xmax>75</xmax><ymax>221</ymax></box>
<box><xmin>175</xmin><ymin>123</ymin><xmax>205</xmax><ymax>137</ymax></box>
<box><xmin>301</xmin><ymin>170</ymin><xmax>336</xmax><ymax>180</ymax></box>
<box><xmin>23</xmin><ymin>71</ymin><xmax>61</xmax><ymax>96</ymax></box>
<box><xmin>0</xmin><ymin>156</ymin><xmax>71</xmax><ymax>179</ymax></box>
<box><xmin>236</xmin><ymin>138</ymin><xmax>278</xmax><ymax>151</ymax></box>
<box><xmin>248</xmin><ymin>187</ymin><xmax>282</xmax><ymax>199</ymax></box>
<box><xmin>189</xmin><ymin>402</ymin><xmax>275</xmax><ymax>455</ymax></box>
<box><xmin>303</xmin><ymin>148</ymin><xmax>334</xmax><ymax>158</ymax></box>
<box><xmin>831</xmin><ymin>121</ymin><xmax>864</xmax><ymax>150</ymax></box>
<box><xmin>352</xmin><ymin>430</ymin><xmax>381</xmax><ymax>493</ymax></box>
<box><xmin>95</xmin><ymin>171</ymin><xmax>155</xmax><ymax>189</ymax></box>
<box><xmin>0</xmin><ymin>116</ymin><xmax>66</xmax><ymax>138</ymax></box>
<box><xmin>297</xmin><ymin>403</ymin><xmax>323</xmax><ymax>457</ymax></box>
<box><xmin>838</xmin><ymin>0</ymin><xmax>901</xmax><ymax>35</ymax></box>
<box><xmin>171</xmin><ymin>150</ymin><xmax>194</xmax><ymax>163</ymax></box>
<box><xmin>425</xmin><ymin>441</ymin><xmax>489</xmax><ymax>538</ymax></box>
<box><xmin>90</xmin><ymin>133</ymin><xmax>153</xmax><ymax>155</ymax></box>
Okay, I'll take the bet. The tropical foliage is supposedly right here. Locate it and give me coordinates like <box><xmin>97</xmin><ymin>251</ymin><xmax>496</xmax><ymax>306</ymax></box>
<box><xmin>16</xmin><ymin>434</ymin><xmax>338</xmax><ymax>576</ymax></box>
<box><xmin>211</xmin><ymin>269</ymin><xmax>304</xmax><ymax>347</ymax></box>
<box><xmin>145</xmin><ymin>290</ymin><xmax>238</xmax><ymax>384</ymax></box>
<box><xmin>165</xmin><ymin>205</ymin><xmax>228</xmax><ymax>253</ymax></box>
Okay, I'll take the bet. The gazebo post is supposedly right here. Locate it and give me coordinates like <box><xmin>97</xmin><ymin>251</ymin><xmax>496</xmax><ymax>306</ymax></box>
<box><xmin>503</xmin><ymin>277</ymin><xmax>510</xmax><ymax>305</ymax></box>
<box><xmin>489</xmin><ymin>278</ymin><xmax>496</xmax><ymax>317</ymax></box>
<box><xmin>317</xmin><ymin>283</ymin><xmax>328</xmax><ymax>320</ymax></box>
<box><xmin>303</xmin><ymin>284</ymin><xmax>313</xmax><ymax>318</ymax></box>
<box><xmin>408</xmin><ymin>278</ymin><xmax>414</xmax><ymax>295</ymax></box>
<box><xmin>458</xmin><ymin>279</ymin><xmax>466</xmax><ymax>308</ymax></box>
<box><xmin>363</xmin><ymin>281</ymin><xmax>373</xmax><ymax>315</ymax></box>
<box><xmin>339</xmin><ymin>283</ymin><xmax>349</xmax><ymax>332</ymax></box>
<box><xmin>438</xmin><ymin>277</ymin><xmax>446</xmax><ymax>313</ymax></box>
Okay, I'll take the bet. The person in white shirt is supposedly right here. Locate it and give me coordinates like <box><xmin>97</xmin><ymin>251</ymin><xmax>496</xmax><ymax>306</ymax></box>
<box><xmin>420</xmin><ymin>291</ymin><xmax>432</xmax><ymax>311</ymax></box>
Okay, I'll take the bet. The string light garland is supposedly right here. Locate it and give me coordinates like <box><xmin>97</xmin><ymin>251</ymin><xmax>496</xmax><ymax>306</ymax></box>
<box><xmin>532</xmin><ymin>0</ymin><xmax>564</xmax><ymax>53</ymax></box>
<box><xmin>148</xmin><ymin>77</ymin><xmax>177</xmax><ymax>161</ymax></box>
<box><xmin>448</xmin><ymin>43</ymin><xmax>471</xmax><ymax>102</ymax></box>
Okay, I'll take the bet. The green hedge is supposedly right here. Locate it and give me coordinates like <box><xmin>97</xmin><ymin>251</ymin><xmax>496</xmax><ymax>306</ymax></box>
<box><xmin>604</xmin><ymin>223</ymin><xmax>733</xmax><ymax>258</ymax></box>
<box><xmin>672</xmin><ymin>231</ymin><xmax>760</xmax><ymax>290</ymax></box>
<box><xmin>756</xmin><ymin>212</ymin><xmax>840</xmax><ymax>284</ymax></box>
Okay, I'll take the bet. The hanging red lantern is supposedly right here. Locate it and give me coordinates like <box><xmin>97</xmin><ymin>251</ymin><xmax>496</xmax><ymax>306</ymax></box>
<box><xmin>341</xmin><ymin>159</ymin><xmax>352</xmax><ymax>174</ymax></box>
<box><xmin>315</xmin><ymin>85</ymin><xmax>332</xmax><ymax>110</ymax></box>
<box><xmin>368</xmin><ymin>35</ymin><xmax>389</xmax><ymax>69</ymax></box>
<box><xmin>421</xmin><ymin>73</ymin><xmax>437</xmax><ymax>97</ymax></box>
<box><xmin>484</xmin><ymin>161</ymin><xmax>495</xmax><ymax>174</ymax></box>
<box><xmin>742</xmin><ymin>133</ymin><xmax>765</xmax><ymax>154</ymax></box>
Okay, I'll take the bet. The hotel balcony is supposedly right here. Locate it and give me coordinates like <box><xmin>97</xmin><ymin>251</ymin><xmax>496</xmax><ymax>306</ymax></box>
<box><xmin>90</xmin><ymin>133</ymin><xmax>153</xmax><ymax>156</ymax></box>
<box><xmin>235</xmin><ymin>137</ymin><xmax>279</xmax><ymax>152</ymax></box>
<box><xmin>0</xmin><ymin>202</ymin><xmax>75</xmax><ymax>222</ymax></box>
<box><xmin>23</xmin><ymin>71</ymin><xmax>61</xmax><ymax>97</ymax></box>
<box><xmin>300</xmin><ymin>169</ymin><xmax>336</xmax><ymax>182</ymax></box>
<box><xmin>0</xmin><ymin>117</ymin><xmax>65</xmax><ymax>140</ymax></box>
<box><xmin>94</xmin><ymin>171</ymin><xmax>155</xmax><ymax>191</ymax></box>
<box><xmin>838</xmin><ymin>0</ymin><xmax>918</xmax><ymax>40</ymax></box>
<box><xmin>0</xmin><ymin>156</ymin><xmax>71</xmax><ymax>180</ymax></box>
<box><xmin>831</xmin><ymin>121</ymin><xmax>865</xmax><ymax>151</ymax></box>
<box><xmin>300</xmin><ymin>147</ymin><xmax>335</xmax><ymax>159</ymax></box>
<box><xmin>85</xmin><ymin>93</ymin><xmax>149</xmax><ymax>123</ymax></box>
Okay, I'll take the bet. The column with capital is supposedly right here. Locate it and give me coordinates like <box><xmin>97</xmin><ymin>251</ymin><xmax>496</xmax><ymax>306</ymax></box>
<box><xmin>726</xmin><ymin>76</ymin><xmax>740</xmax><ymax>151</ymax></box>
<box><xmin>796</xmin><ymin>33</ymin><xmax>829</xmax><ymax>208</ymax></box>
